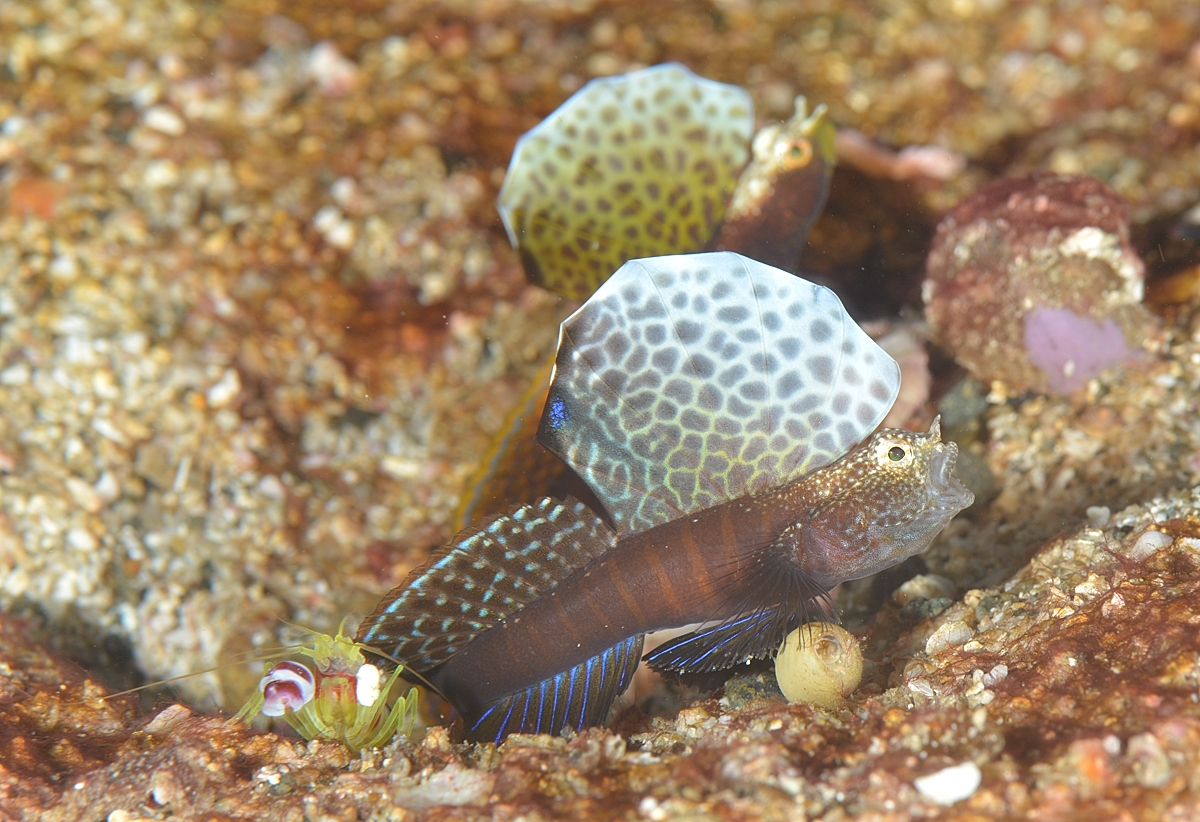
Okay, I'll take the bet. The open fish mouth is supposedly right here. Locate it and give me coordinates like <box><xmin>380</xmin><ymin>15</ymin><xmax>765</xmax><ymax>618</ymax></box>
<box><xmin>929</xmin><ymin>441</ymin><xmax>975</xmax><ymax>512</ymax></box>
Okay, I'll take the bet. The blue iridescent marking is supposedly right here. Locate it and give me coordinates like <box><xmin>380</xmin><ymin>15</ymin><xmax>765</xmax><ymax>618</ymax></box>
<box><xmin>580</xmin><ymin>657</ymin><xmax>594</xmax><ymax>720</ymax></box>
<box><xmin>547</xmin><ymin>396</ymin><xmax>568</xmax><ymax>430</ymax></box>
<box><xmin>550</xmin><ymin>673</ymin><xmax>562</xmax><ymax>731</ymax></box>
<box><xmin>565</xmin><ymin>668</ymin><xmax>577</xmax><ymax>724</ymax></box>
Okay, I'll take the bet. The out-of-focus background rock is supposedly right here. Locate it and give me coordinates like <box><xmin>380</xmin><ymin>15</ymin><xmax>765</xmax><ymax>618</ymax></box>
<box><xmin>2</xmin><ymin>0</ymin><xmax>1200</xmax><ymax>818</ymax></box>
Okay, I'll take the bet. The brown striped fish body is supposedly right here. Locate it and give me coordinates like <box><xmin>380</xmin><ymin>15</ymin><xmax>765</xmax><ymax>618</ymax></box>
<box><xmin>358</xmin><ymin>253</ymin><xmax>973</xmax><ymax>741</ymax></box>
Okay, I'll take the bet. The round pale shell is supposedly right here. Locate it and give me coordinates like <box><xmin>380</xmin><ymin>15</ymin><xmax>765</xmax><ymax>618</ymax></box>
<box><xmin>775</xmin><ymin>623</ymin><xmax>863</xmax><ymax>707</ymax></box>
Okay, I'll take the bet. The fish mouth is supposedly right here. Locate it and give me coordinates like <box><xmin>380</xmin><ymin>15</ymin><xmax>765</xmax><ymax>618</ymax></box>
<box><xmin>929</xmin><ymin>441</ymin><xmax>975</xmax><ymax>513</ymax></box>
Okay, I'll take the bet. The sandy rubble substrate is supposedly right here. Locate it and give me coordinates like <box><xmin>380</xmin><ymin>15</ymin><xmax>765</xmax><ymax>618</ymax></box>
<box><xmin>2</xmin><ymin>0</ymin><xmax>1200</xmax><ymax>818</ymax></box>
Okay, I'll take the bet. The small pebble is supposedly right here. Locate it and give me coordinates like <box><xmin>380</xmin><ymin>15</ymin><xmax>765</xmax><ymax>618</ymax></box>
<box><xmin>925</xmin><ymin>620</ymin><xmax>974</xmax><ymax>654</ymax></box>
<box><xmin>1085</xmin><ymin>506</ymin><xmax>1111</xmax><ymax>527</ymax></box>
<box><xmin>1127</xmin><ymin>732</ymin><xmax>1171</xmax><ymax>788</ymax></box>
<box><xmin>913</xmin><ymin>762</ymin><xmax>982</xmax><ymax>805</ymax></box>
<box><xmin>143</xmin><ymin>105</ymin><xmax>186</xmax><ymax>136</ymax></box>
<box><xmin>1127</xmin><ymin>529</ymin><xmax>1172</xmax><ymax>560</ymax></box>
<box><xmin>893</xmin><ymin>573</ymin><xmax>958</xmax><ymax>606</ymax></box>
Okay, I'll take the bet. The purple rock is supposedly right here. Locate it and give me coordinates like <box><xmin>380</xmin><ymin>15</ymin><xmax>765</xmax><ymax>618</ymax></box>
<box><xmin>1023</xmin><ymin>307</ymin><xmax>1145</xmax><ymax>394</ymax></box>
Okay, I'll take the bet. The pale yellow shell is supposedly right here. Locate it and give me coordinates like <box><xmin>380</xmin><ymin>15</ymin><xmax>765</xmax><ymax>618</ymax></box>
<box><xmin>775</xmin><ymin>623</ymin><xmax>863</xmax><ymax>708</ymax></box>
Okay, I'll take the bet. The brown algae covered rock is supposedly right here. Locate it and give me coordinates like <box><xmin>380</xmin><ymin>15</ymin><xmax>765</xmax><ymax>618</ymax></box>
<box><xmin>884</xmin><ymin>488</ymin><xmax>1200</xmax><ymax>818</ymax></box>
<box><xmin>923</xmin><ymin>172</ymin><xmax>1160</xmax><ymax>394</ymax></box>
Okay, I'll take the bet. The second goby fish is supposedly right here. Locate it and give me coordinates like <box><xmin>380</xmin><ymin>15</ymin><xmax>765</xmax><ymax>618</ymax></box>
<box><xmin>459</xmin><ymin>63</ymin><xmax>836</xmax><ymax>527</ymax></box>
<box><xmin>358</xmin><ymin>251</ymin><xmax>973</xmax><ymax>743</ymax></box>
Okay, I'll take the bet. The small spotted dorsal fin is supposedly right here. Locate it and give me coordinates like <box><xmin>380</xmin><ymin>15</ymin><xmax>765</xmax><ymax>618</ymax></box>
<box><xmin>497</xmin><ymin>63</ymin><xmax>753</xmax><ymax>300</ymax></box>
<box><xmin>537</xmin><ymin>252</ymin><xmax>901</xmax><ymax>536</ymax></box>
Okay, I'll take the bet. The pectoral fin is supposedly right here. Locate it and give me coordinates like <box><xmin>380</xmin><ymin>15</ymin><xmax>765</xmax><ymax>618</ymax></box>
<box><xmin>646</xmin><ymin>557</ymin><xmax>833</xmax><ymax>676</ymax></box>
<box><xmin>644</xmin><ymin>610</ymin><xmax>790</xmax><ymax>675</ymax></box>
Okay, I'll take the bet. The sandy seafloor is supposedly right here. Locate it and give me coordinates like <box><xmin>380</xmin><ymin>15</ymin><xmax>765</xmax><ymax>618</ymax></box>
<box><xmin>3</xmin><ymin>0</ymin><xmax>1200</xmax><ymax>819</ymax></box>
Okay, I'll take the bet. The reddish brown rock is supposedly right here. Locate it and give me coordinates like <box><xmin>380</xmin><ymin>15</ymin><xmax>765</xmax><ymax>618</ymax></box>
<box><xmin>9</xmin><ymin>491</ymin><xmax>1200</xmax><ymax>820</ymax></box>
<box><xmin>924</xmin><ymin>173</ymin><xmax>1160</xmax><ymax>394</ymax></box>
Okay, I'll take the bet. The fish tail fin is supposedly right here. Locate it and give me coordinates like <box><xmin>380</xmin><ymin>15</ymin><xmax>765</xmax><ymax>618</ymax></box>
<box><xmin>463</xmin><ymin>634</ymin><xmax>644</xmax><ymax>743</ymax></box>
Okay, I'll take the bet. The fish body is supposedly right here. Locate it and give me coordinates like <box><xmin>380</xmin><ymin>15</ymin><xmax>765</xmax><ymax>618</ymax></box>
<box><xmin>418</xmin><ymin>419</ymin><xmax>965</xmax><ymax>717</ymax></box>
<box><xmin>358</xmin><ymin>252</ymin><xmax>973</xmax><ymax>742</ymax></box>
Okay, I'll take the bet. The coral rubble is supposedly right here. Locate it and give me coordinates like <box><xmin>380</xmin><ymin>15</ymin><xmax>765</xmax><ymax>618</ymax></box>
<box><xmin>924</xmin><ymin>172</ymin><xmax>1159</xmax><ymax>394</ymax></box>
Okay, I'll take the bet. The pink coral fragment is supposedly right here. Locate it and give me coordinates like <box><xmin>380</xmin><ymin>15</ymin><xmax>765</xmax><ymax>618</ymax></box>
<box><xmin>1023</xmin><ymin>307</ymin><xmax>1145</xmax><ymax>393</ymax></box>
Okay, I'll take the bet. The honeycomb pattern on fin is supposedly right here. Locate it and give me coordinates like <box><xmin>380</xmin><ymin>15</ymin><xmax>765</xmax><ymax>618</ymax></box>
<box><xmin>357</xmin><ymin>498</ymin><xmax>615</xmax><ymax>669</ymax></box>
<box><xmin>498</xmin><ymin>64</ymin><xmax>753</xmax><ymax>300</ymax></box>
<box><xmin>538</xmin><ymin>252</ymin><xmax>901</xmax><ymax>535</ymax></box>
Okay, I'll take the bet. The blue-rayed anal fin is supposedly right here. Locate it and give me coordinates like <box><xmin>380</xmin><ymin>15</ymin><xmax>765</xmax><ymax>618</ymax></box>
<box><xmin>463</xmin><ymin>634</ymin><xmax>644</xmax><ymax>743</ymax></box>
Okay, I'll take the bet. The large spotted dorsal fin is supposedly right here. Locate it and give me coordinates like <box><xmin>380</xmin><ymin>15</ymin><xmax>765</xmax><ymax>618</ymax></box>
<box><xmin>497</xmin><ymin>64</ymin><xmax>753</xmax><ymax>300</ymax></box>
<box><xmin>537</xmin><ymin>251</ymin><xmax>901</xmax><ymax>536</ymax></box>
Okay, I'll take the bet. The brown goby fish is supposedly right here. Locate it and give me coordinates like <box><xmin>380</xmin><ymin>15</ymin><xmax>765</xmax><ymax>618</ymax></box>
<box><xmin>357</xmin><ymin>251</ymin><xmax>974</xmax><ymax>742</ymax></box>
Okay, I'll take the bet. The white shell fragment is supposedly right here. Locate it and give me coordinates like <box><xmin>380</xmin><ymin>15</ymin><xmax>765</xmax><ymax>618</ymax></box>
<box><xmin>1127</xmin><ymin>528</ymin><xmax>1172</xmax><ymax>560</ymax></box>
<box><xmin>774</xmin><ymin>623</ymin><xmax>863</xmax><ymax>708</ymax></box>
<box><xmin>356</xmin><ymin>662</ymin><xmax>384</xmax><ymax>707</ymax></box>
<box><xmin>913</xmin><ymin>762</ymin><xmax>983</xmax><ymax>805</ymax></box>
<box><xmin>538</xmin><ymin>251</ymin><xmax>901</xmax><ymax>535</ymax></box>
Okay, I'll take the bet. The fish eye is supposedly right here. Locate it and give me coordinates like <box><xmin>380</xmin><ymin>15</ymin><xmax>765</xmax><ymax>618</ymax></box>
<box><xmin>781</xmin><ymin>141</ymin><xmax>812</xmax><ymax>167</ymax></box>
<box><xmin>888</xmin><ymin>446</ymin><xmax>906</xmax><ymax>462</ymax></box>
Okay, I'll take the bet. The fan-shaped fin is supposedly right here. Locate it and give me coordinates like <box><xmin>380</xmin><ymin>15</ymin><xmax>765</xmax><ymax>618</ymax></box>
<box><xmin>356</xmin><ymin>498</ymin><xmax>616</xmax><ymax>670</ymax></box>
<box><xmin>537</xmin><ymin>251</ymin><xmax>901</xmax><ymax>535</ymax></box>
<box><xmin>645</xmin><ymin>543</ymin><xmax>833</xmax><ymax>675</ymax></box>
<box><xmin>463</xmin><ymin>634</ymin><xmax>643</xmax><ymax>743</ymax></box>
<box><xmin>497</xmin><ymin>63</ymin><xmax>753</xmax><ymax>299</ymax></box>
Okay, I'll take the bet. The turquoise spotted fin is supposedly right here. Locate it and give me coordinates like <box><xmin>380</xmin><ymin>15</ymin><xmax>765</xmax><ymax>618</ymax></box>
<box><xmin>358</xmin><ymin>497</ymin><xmax>644</xmax><ymax>739</ymax></box>
<box><xmin>358</xmin><ymin>497</ymin><xmax>616</xmax><ymax>671</ymax></box>
<box><xmin>466</xmin><ymin>634</ymin><xmax>643</xmax><ymax>743</ymax></box>
<box><xmin>497</xmin><ymin>64</ymin><xmax>753</xmax><ymax>300</ymax></box>
<box><xmin>537</xmin><ymin>251</ymin><xmax>902</xmax><ymax>536</ymax></box>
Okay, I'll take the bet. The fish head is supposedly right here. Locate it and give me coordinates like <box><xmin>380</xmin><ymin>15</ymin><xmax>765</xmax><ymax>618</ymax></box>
<box><xmin>789</xmin><ymin>416</ymin><xmax>975</xmax><ymax>589</ymax></box>
<box><xmin>747</xmin><ymin>102</ymin><xmax>829</xmax><ymax>174</ymax></box>
<box><xmin>717</xmin><ymin>97</ymin><xmax>837</xmax><ymax>271</ymax></box>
